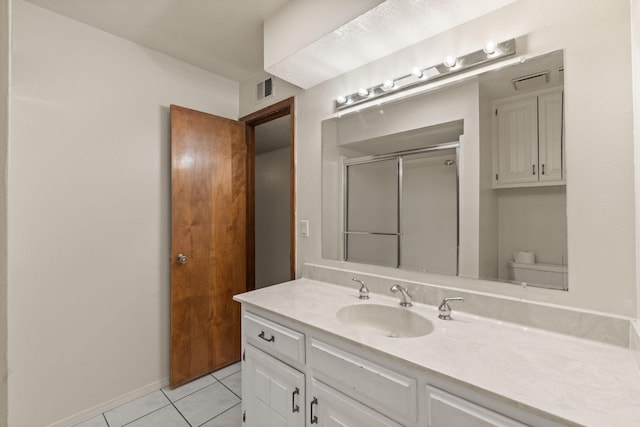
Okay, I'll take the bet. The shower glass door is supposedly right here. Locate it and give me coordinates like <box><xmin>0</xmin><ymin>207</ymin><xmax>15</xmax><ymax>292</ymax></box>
<box><xmin>343</xmin><ymin>145</ymin><xmax>458</xmax><ymax>273</ymax></box>
<box><xmin>345</xmin><ymin>158</ymin><xmax>399</xmax><ymax>267</ymax></box>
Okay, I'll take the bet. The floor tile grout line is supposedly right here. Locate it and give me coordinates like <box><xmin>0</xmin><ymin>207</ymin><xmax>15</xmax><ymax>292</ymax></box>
<box><xmin>162</xmin><ymin>377</ymin><xmax>220</xmax><ymax>404</ymax></box>
<box><xmin>217</xmin><ymin>377</ymin><xmax>241</xmax><ymax>400</ymax></box>
<box><xmin>211</xmin><ymin>369</ymin><xmax>241</xmax><ymax>382</ymax></box>
<box><xmin>120</xmin><ymin>403</ymin><xmax>173</xmax><ymax>427</ymax></box>
<box><xmin>88</xmin><ymin>370</ymin><xmax>240</xmax><ymax>427</ymax></box>
<box><xmin>161</xmin><ymin>388</ymin><xmax>194</xmax><ymax>427</ymax></box>
<box><xmin>197</xmin><ymin>402</ymin><xmax>242</xmax><ymax>427</ymax></box>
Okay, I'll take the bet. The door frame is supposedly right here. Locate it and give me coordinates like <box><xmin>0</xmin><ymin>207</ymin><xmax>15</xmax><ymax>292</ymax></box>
<box><xmin>240</xmin><ymin>97</ymin><xmax>296</xmax><ymax>291</ymax></box>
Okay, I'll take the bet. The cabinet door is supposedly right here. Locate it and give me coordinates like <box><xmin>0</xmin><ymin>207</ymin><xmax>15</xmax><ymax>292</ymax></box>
<box><xmin>538</xmin><ymin>91</ymin><xmax>564</xmax><ymax>182</ymax></box>
<box><xmin>244</xmin><ymin>345</ymin><xmax>305</xmax><ymax>427</ymax></box>
<box><xmin>309</xmin><ymin>379</ymin><xmax>402</xmax><ymax>427</ymax></box>
<box><xmin>495</xmin><ymin>97</ymin><xmax>538</xmax><ymax>185</ymax></box>
<box><xmin>427</xmin><ymin>387</ymin><xmax>528</xmax><ymax>427</ymax></box>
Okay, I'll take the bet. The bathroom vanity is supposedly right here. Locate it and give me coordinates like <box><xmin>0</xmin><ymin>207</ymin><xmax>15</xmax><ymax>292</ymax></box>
<box><xmin>234</xmin><ymin>278</ymin><xmax>640</xmax><ymax>427</ymax></box>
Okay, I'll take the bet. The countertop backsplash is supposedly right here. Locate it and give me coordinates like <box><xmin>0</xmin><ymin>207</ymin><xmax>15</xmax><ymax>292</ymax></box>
<box><xmin>303</xmin><ymin>262</ymin><xmax>631</xmax><ymax>347</ymax></box>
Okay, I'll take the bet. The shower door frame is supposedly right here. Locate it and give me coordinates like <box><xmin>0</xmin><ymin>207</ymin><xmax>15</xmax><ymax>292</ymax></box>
<box><xmin>342</xmin><ymin>142</ymin><xmax>460</xmax><ymax>273</ymax></box>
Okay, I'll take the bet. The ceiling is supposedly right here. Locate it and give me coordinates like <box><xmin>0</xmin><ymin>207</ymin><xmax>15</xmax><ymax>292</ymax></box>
<box><xmin>25</xmin><ymin>0</ymin><xmax>292</xmax><ymax>83</ymax></box>
<box><xmin>25</xmin><ymin>0</ymin><xmax>520</xmax><ymax>88</ymax></box>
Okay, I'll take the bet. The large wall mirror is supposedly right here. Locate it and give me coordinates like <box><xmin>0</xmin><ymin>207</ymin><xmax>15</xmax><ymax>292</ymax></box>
<box><xmin>322</xmin><ymin>50</ymin><xmax>567</xmax><ymax>291</ymax></box>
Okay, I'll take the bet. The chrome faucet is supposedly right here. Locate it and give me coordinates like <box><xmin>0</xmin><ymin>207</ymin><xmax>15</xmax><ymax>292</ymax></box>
<box><xmin>390</xmin><ymin>284</ymin><xmax>412</xmax><ymax>307</ymax></box>
<box><xmin>352</xmin><ymin>278</ymin><xmax>370</xmax><ymax>300</ymax></box>
<box><xmin>438</xmin><ymin>297</ymin><xmax>464</xmax><ymax>320</ymax></box>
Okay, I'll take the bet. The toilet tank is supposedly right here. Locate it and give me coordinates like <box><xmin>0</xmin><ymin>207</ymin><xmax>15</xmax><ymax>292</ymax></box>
<box><xmin>508</xmin><ymin>261</ymin><xmax>568</xmax><ymax>290</ymax></box>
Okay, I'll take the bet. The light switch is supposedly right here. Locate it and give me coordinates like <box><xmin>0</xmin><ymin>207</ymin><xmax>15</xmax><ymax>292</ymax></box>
<box><xmin>300</xmin><ymin>219</ymin><xmax>309</xmax><ymax>237</ymax></box>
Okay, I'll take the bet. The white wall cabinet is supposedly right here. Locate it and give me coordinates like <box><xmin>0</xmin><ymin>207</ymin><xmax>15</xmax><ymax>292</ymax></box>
<box><xmin>240</xmin><ymin>307</ymin><xmax>565</xmax><ymax>427</ymax></box>
<box><xmin>493</xmin><ymin>88</ymin><xmax>564</xmax><ymax>188</ymax></box>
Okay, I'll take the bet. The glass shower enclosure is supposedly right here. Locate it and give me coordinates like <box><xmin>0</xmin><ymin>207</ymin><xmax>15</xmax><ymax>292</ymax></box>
<box><xmin>343</xmin><ymin>143</ymin><xmax>459</xmax><ymax>275</ymax></box>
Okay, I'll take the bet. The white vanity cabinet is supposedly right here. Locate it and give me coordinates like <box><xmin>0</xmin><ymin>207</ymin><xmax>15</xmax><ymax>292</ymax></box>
<box><xmin>241</xmin><ymin>309</ymin><xmax>409</xmax><ymax>427</ymax></box>
<box><xmin>243</xmin><ymin>345</ymin><xmax>305</xmax><ymax>427</ymax></box>
<box><xmin>240</xmin><ymin>306</ymin><xmax>566</xmax><ymax>427</ymax></box>
<box><xmin>493</xmin><ymin>88</ymin><xmax>564</xmax><ymax>188</ymax></box>
<box><xmin>309</xmin><ymin>379</ymin><xmax>402</xmax><ymax>427</ymax></box>
<box><xmin>427</xmin><ymin>386</ymin><xmax>528</xmax><ymax>427</ymax></box>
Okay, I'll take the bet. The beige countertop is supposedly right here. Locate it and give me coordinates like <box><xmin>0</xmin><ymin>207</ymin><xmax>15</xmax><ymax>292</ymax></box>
<box><xmin>234</xmin><ymin>278</ymin><xmax>640</xmax><ymax>427</ymax></box>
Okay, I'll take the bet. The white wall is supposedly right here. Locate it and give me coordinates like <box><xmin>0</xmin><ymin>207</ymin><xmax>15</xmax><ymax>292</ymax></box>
<box><xmin>290</xmin><ymin>0</ymin><xmax>636</xmax><ymax>316</ymax></box>
<box><xmin>0</xmin><ymin>0</ymin><xmax>9</xmax><ymax>424</ymax></box>
<box><xmin>7</xmin><ymin>1</ymin><xmax>239</xmax><ymax>426</ymax></box>
<box><xmin>633</xmin><ymin>0</ymin><xmax>640</xmax><ymax>320</ymax></box>
<box><xmin>239</xmin><ymin>71</ymin><xmax>302</xmax><ymax>118</ymax></box>
<box><xmin>497</xmin><ymin>187</ymin><xmax>567</xmax><ymax>280</ymax></box>
<box><xmin>255</xmin><ymin>146</ymin><xmax>291</xmax><ymax>288</ymax></box>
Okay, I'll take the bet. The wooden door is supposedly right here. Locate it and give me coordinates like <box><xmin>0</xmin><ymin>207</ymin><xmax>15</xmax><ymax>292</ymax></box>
<box><xmin>170</xmin><ymin>105</ymin><xmax>247</xmax><ymax>387</ymax></box>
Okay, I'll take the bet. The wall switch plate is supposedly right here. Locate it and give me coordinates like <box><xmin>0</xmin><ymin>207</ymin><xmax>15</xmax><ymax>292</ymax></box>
<box><xmin>300</xmin><ymin>219</ymin><xmax>309</xmax><ymax>237</ymax></box>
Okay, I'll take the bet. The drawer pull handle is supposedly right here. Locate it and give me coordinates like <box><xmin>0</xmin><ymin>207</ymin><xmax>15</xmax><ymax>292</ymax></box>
<box><xmin>310</xmin><ymin>397</ymin><xmax>318</xmax><ymax>424</ymax></box>
<box><xmin>258</xmin><ymin>331</ymin><xmax>275</xmax><ymax>342</ymax></box>
<box><xmin>292</xmin><ymin>387</ymin><xmax>300</xmax><ymax>413</ymax></box>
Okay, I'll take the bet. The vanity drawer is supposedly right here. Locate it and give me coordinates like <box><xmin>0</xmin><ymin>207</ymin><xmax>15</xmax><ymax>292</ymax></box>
<box><xmin>427</xmin><ymin>386</ymin><xmax>529</xmax><ymax>427</ymax></box>
<box><xmin>244</xmin><ymin>311</ymin><xmax>305</xmax><ymax>363</ymax></box>
<box><xmin>310</xmin><ymin>339</ymin><xmax>417</xmax><ymax>424</ymax></box>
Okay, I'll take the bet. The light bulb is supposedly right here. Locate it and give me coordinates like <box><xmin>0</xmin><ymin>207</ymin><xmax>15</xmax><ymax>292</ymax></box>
<box><xmin>382</xmin><ymin>80</ymin><xmax>395</xmax><ymax>91</ymax></box>
<box><xmin>411</xmin><ymin>67</ymin><xmax>423</xmax><ymax>78</ymax></box>
<box><xmin>483</xmin><ymin>41</ymin><xmax>496</xmax><ymax>54</ymax></box>
<box><xmin>444</xmin><ymin>55</ymin><xmax>457</xmax><ymax>68</ymax></box>
<box><xmin>336</xmin><ymin>95</ymin><xmax>347</xmax><ymax>104</ymax></box>
<box><xmin>358</xmin><ymin>88</ymin><xmax>369</xmax><ymax>97</ymax></box>
<box><xmin>345</xmin><ymin>97</ymin><xmax>354</xmax><ymax>105</ymax></box>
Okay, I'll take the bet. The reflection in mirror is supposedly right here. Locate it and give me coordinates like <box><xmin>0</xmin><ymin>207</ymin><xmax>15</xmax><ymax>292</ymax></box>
<box><xmin>322</xmin><ymin>50</ymin><xmax>567</xmax><ymax>291</ymax></box>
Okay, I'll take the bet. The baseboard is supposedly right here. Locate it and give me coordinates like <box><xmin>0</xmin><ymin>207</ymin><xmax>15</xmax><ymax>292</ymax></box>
<box><xmin>46</xmin><ymin>377</ymin><xmax>170</xmax><ymax>427</ymax></box>
<box><xmin>631</xmin><ymin>320</ymin><xmax>640</xmax><ymax>373</ymax></box>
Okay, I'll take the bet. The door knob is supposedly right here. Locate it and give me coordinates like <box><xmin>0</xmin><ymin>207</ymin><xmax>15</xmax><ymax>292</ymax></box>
<box><xmin>176</xmin><ymin>254</ymin><xmax>188</xmax><ymax>264</ymax></box>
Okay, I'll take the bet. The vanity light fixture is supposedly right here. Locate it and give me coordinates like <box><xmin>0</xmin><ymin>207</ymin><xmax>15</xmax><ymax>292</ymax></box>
<box><xmin>382</xmin><ymin>79</ymin><xmax>396</xmax><ymax>91</ymax></box>
<box><xmin>443</xmin><ymin>55</ymin><xmax>457</xmax><ymax>68</ymax></box>
<box><xmin>483</xmin><ymin>41</ymin><xmax>496</xmax><ymax>54</ymax></box>
<box><xmin>334</xmin><ymin>38</ymin><xmax>516</xmax><ymax>111</ymax></box>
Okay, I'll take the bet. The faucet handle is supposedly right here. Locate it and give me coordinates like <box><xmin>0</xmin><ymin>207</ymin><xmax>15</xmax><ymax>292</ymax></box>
<box><xmin>352</xmin><ymin>278</ymin><xmax>370</xmax><ymax>300</ymax></box>
<box><xmin>438</xmin><ymin>297</ymin><xmax>464</xmax><ymax>320</ymax></box>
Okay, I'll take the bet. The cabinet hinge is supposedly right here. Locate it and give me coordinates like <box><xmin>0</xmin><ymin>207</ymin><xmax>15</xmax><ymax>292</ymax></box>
<box><xmin>495</xmin><ymin>108</ymin><xmax>498</xmax><ymax>116</ymax></box>
<box><xmin>495</xmin><ymin>173</ymin><xmax>498</xmax><ymax>181</ymax></box>
<box><xmin>242</xmin><ymin>350</ymin><xmax>245</xmax><ymax>361</ymax></box>
<box><xmin>243</xmin><ymin>410</ymin><xmax>246</xmax><ymax>422</ymax></box>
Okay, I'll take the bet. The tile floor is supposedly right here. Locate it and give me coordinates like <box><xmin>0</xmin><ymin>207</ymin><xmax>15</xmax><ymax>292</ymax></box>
<box><xmin>73</xmin><ymin>363</ymin><xmax>242</xmax><ymax>427</ymax></box>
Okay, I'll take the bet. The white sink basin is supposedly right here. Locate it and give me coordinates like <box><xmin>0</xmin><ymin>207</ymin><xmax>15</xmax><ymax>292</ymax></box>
<box><xmin>336</xmin><ymin>304</ymin><xmax>434</xmax><ymax>338</ymax></box>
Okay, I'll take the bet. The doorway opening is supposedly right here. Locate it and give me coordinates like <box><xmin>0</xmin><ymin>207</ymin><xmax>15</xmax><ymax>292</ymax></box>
<box><xmin>240</xmin><ymin>97</ymin><xmax>295</xmax><ymax>291</ymax></box>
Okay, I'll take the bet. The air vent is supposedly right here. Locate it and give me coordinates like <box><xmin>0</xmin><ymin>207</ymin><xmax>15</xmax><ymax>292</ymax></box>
<box><xmin>256</xmin><ymin>77</ymin><xmax>274</xmax><ymax>102</ymax></box>
<box><xmin>512</xmin><ymin>71</ymin><xmax>549</xmax><ymax>91</ymax></box>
